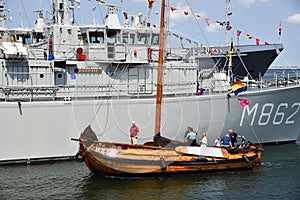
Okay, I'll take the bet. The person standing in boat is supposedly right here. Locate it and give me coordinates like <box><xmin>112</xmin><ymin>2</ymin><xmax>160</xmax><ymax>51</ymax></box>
<box><xmin>228</xmin><ymin>129</ymin><xmax>241</xmax><ymax>148</ymax></box>
<box><xmin>214</xmin><ymin>136</ymin><xmax>221</xmax><ymax>147</ymax></box>
<box><xmin>200</xmin><ymin>132</ymin><xmax>208</xmax><ymax>146</ymax></box>
<box><xmin>221</xmin><ymin>133</ymin><xmax>232</xmax><ymax>148</ymax></box>
<box><xmin>239</xmin><ymin>135</ymin><xmax>247</xmax><ymax>148</ymax></box>
<box><xmin>183</xmin><ymin>127</ymin><xmax>197</xmax><ymax>146</ymax></box>
<box><xmin>130</xmin><ymin>121</ymin><xmax>139</xmax><ymax>145</ymax></box>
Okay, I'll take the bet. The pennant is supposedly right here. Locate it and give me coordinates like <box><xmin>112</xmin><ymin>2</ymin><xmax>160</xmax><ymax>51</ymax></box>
<box><xmin>246</xmin><ymin>34</ymin><xmax>252</xmax><ymax>39</ymax></box>
<box><xmin>232</xmin><ymin>82</ymin><xmax>247</xmax><ymax>96</ymax></box>
<box><xmin>184</xmin><ymin>11</ymin><xmax>189</xmax><ymax>15</ymax></box>
<box><xmin>171</xmin><ymin>7</ymin><xmax>178</xmax><ymax>12</ymax></box>
<box><xmin>237</xmin><ymin>30</ymin><xmax>241</xmax><ymax>37</ymax></box>
<box><xmin>256</xmin><ymin>38</ymin><xmax>260</xmax><ymax>45</ymax></box>
<box><xmin>123</xmin><ymin>12</ymin><xmax>128</xmax><ymax>19</ymax></box>
<box><xmin>148</xmin><ymin>0</ymin><xmax>154</xmax><ymax>9</ymax></box>
<box><xmin>264</xmin><ymin>41</ymin><xmax>269</xmax><ymax>45</ymax></box>
<box><xmin>205</xmin><ymin>18</ymin><xmax>210</xmax><ymax>26</ymax></box>
<box><xmin>238</xmin><ymin>98</ymin><xmax>250</xmax><ymax>108</ymax></box>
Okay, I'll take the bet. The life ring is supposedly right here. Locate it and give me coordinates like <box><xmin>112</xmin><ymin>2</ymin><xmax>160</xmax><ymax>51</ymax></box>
<box><xmin>76</xmin><ymin>47</ymin><xmax>83</xmax><ymax>55</ymax></box>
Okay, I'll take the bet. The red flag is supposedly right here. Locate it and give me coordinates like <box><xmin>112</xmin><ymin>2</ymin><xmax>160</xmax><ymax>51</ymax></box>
<box><xmin>237</xmin><ymin>30</ymin><xmax>241</xmax><ymax>37</ymax></box>
<box><xmin>238</xmin><ymin>98</ymin><xmax>250</xmax><ymax>108</ymax></box>
<box><xmin>205</xmin><ymin>18</ymin><xmax>210</xmax><ymax>26</ymax></box>
<box><xmin>256</xmin><ymin>38</ymin><xmax>260</xmax><ymax>45</ymax></box>
<box><xmin>264</xmin><ymin>41</ymin><xmax>269</xmax><ymax>45</ymax></box>
<box><xmin>148</xmin><ymin>0</ymin><xmax>154</xmax><ymax>8</ymax></box>
<box><xmin>184</xmin><ymin>11</ymin><xmax>189</xmax><ymax>15</ymax></box>
<box><xmin>247</xmin><ymin>34</ymin><xmax>252</xmax><ymax>39</ymax></box>
<box><xmin>170</xmin><ymin>7</ymin><xmax>177</xmax><ymax>12</ymax></box>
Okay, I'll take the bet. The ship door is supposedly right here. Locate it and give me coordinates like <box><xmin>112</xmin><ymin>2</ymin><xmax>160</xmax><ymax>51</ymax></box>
<box><xmin>54</xmin><ymin>70</ymin><xmax>66</xmax><ymax>85</ymax></box>
<box><xmin>128</xmin><ymin>67</ymin><xmax>153</xmax><ymax>94</ymax></box>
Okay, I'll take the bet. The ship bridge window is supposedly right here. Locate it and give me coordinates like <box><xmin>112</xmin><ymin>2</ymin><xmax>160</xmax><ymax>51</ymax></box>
<box><xmin>33</xmin><ymin>32</ymin><xmax>44</xmax><ymax>43</ymax></box>
<box><xmin>89</xmin><ymin>31</ymin><xmax>104</xmax><ymax>43</ymax></box>
<box><xmin>122</xmin><ymin>33</ymin><xmax>128</xmax><ymax>43</ymax></box>
<box><xmin>137</xmin><ymin>33</ymin><xmax>149</xmax><ymax>44</ymax></box>
<box><xmin>129</xmin><ymin>33</ymin><xmax>135</xmax><ymax>44</ymax></box>
<box><xmin>152</xmin><ymin>34</ymin><xmax>159</xmax><ymax>45</ymax></box>
<box><xmin>106</xmin><ymin>30</ymin><xmax>120</xmax><ymax>44</ymax></box>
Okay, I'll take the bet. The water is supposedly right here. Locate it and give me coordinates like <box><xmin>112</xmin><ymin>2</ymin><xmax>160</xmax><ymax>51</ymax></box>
<box><xmin>1</xmin><ymin>143</ymin><xmax>299</xmax><ymax>200</ymax></box>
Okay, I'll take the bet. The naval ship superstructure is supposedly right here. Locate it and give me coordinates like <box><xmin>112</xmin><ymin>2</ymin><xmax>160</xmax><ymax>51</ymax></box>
<box><xmin>0</xmin><ymin>0</ymin><xmax>299</xmax><ymax>164</ymax></box>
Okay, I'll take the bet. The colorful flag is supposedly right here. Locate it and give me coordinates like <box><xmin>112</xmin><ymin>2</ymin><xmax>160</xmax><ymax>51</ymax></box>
<box><xmin>184</xmin><ymin>11</ymin><xmax>189</xmax><ymax>15</ymax></box>
<box><xmin>238</xmin><ymin>98</ymin><xmax>250</xmax><ymax>108</ymax></box>
<box><xmin>246</xmin><ymin>34</ymin><xmax>253</xmax><ymax>39</ymax></box>
<box><xmin>205</xmin><ymin>18</ymin><xmax>210</xmax><ymax>26</ymax></box>
<box><xmin>237</xmin><ymin>30</ymin><xmax>241</xmax><ymax>37</ymax></box>
<box><xmin>232</xmin><ymin>82</ymin><xmax>247</xmax><ymax>96</ymax></box>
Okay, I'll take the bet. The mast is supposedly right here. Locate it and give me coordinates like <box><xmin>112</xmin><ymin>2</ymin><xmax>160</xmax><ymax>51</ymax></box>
<box><xmin>154</xmin><ymin>0</ymin><xmax>166</xmax><ymax>135</ymax></box>
<box><xmin>224</xmin><ymin>0</ymin><xmax>231</xmax><ymax>46</ymax></box>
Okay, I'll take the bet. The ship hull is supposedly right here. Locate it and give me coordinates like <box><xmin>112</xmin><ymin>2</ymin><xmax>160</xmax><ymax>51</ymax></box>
<box><xmin>1</xmin><ymin>85</ymin><xmax>299</xmax><ymax>163</ymax></box>
<box><xmin>197</xmin><ymin>44</ymin><xmax>284</xmax><ymax>79</ymax></box>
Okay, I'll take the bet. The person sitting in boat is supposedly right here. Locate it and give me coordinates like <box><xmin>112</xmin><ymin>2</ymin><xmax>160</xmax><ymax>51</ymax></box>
<box><xmin>229</xmin><ymin>129</ymin><xmax>241</xmax><ymax>148</ymax></box>
<box><xmin>214</xmin><ymin>136</ymin><xmax>221</xmax><ymax>147</ymax></box>
<box><xmin>130</xmin><ymin>121</ymin><xmax>139</xmax><ymax>145</ymax></box>
<box><xmin>200</xmin><ymin>132</ymin><xmax>208</xmax><ymax>146</ymax></box>
<box><xmin>183</xmin><ymin>127</ymin><xmax>198</xmax><ymax>146</ymax></box>
<box><xmin>221</xmin><ymin>134</ymin><xmax>232</xmax><ymax>148</ymax></box>
<box><xmin>239</xmin><ymin>135</ymin><xmax>247</xmax><ymax>148</ymax></box>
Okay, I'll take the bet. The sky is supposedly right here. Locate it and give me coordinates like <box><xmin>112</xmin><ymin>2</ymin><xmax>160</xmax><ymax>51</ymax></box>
<box><xmin>4</xmin><ymin>0</ymin><xmax>300</xmax><ymax>67</ymax></box>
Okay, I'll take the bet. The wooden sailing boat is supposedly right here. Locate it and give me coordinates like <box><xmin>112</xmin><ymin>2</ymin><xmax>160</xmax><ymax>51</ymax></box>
<box><xmin>72</xmin><ymin>0</ymin><xmax>262</xmax><ymax>176</ymax></box>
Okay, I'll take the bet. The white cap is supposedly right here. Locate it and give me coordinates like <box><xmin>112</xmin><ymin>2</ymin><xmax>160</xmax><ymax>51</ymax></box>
<box><xmin>132</xmin><ymin>121</ymin><xmax>136</xmax><ymax>125</ymax></box>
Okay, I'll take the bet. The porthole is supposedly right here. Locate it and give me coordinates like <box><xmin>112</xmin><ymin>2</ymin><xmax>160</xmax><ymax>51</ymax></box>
<box><xmin>40</xmin><ymin>74</ymin><xmax>44</xmax><ymax>79</ymax></box>
<box><xmin>58</xmin><ymin>73</ymin><xmax>62</xmax><ymax>78</ymax></box>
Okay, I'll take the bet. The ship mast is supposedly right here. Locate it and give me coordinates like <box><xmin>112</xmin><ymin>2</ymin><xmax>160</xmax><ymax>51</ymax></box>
<box><xmin>154</xmin><ymin>0</ymin><xmax>166</xmax><ymax>135</ymax></box>
<box><xmin>224</xmin><ymin>0</ymin><xmax>231</xmax><ymax>46</ymax></box>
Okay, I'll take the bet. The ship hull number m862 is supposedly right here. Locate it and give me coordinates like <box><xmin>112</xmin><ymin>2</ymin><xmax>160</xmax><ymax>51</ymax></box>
<box><xmin>240</xmin><ymin>102</ymin><xmax>300</xmax><ymax>126</ymax></box>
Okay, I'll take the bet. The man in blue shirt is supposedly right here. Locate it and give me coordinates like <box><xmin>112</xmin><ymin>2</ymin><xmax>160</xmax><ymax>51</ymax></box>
<box><xmin>221</xmin><ymin>134</ymin><xmax>232</xmax><ymax>148</ymax></box>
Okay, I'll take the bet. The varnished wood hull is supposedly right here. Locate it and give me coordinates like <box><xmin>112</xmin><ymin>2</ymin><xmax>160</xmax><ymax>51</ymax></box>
<box><xmin>79</xmin><ymin>142</ymin><xmax>260</xmax><ymax>176</ymax></box>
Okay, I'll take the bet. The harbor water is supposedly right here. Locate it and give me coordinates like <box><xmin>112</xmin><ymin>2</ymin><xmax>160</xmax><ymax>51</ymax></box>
<box><xmin>0</xmin><ymin>143</ymin><xmax>299</xmax><ymax>200</ymax></box>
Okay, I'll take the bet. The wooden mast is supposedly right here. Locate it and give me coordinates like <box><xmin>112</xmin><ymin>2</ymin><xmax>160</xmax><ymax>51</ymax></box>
<box><xmin>154</xmin><ymin>0</ymin><xmax>166</xmax><ymax>135</ymax></box>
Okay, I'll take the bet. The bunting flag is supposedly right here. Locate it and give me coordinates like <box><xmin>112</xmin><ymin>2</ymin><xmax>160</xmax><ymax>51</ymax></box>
<box><xmin>246</xmin><ymin>34</ymin><xmax>253</xmax><ymax>39</ymax></box>
<box><xmin>238</xmin><ymin>98</ymin><xmax>250</xmax><ymax>108</ymax></box>
<box><xmin>237</xmin><ymin>30</ymin><xmax>241</xmax><ymax>37</ymax></box>
<box><xmin>256</xmin><ymin>38</ymin><xmax>260</xmax><ymax>45</ymax></box>
<box><xmin>279</xmin><ymin>21</ymin><xmax>282</xmax><ymax>36</ymax></box>
<box><xmin>195</xmin><ymin>14</ymin><xmax>202</xmax><ymax>18</ymax></box>
<box><xmin>226</xmin><ymin>25</ymin><xmax>232</xmax><ymax>31</ymax></box>
<box><xmin>184</xmin><ymin>11</ymin><xmax>189</xmax><ymax>15</ymax></box>
<box><xmin>148</xmin><ymin>0</ymin><xmax>154</xmax><ymax>8</ymax></box>
<box><xmin>205</xmin><ymin>18</ymin><xmax>210</xmax><ymax>26</ymax></box>
<box><xmin>232</xmin><ymin>82</ymin><xmax>247</xmax><ymax>96</ymax></box>
<box><xmin>171</xmin><ymin>7</ymin><xmax>178</xmax><ymax>12</ymax></box>
<box><xmin>265</xmin><ymin>41</ymin><xmax>269</xmax><ymax>45</ymax></box>
<box><xmin>216</xmin><ymin>21</ymin><xmax>224</xmax><ymax>26</ymax></box>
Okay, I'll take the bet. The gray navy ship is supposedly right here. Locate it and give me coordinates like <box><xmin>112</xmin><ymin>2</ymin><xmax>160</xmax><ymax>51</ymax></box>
<box><xmin>0</xmin><ymin>0</ymin><xmax>298</xmax><ymax>164</ymax></box>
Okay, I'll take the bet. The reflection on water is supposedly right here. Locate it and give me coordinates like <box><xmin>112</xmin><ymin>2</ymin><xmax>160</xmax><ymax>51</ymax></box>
<box><xmin>0</xmin><ymin>143</ymin><xmax>299</xmax><ymax>200</ymax></box>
